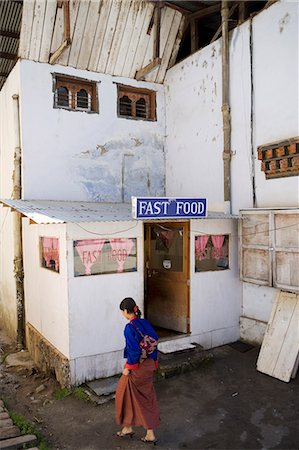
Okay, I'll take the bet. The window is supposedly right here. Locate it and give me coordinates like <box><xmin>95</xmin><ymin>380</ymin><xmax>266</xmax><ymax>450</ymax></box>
<box><xmin>240</xmin><ymin>211</ymin><xmax>299</xmax><ymax>292</ymax></box>
<box><xmin>73</xmin><ymin>238</ymin><xmax>137</xmax><ymax>276</ymax></box>
<box><xmin>257</xmin><ymin>137</ymin><xmax>299</xmax><ymax>179</ymax></box>
<box><xmin>40</xmin><ymin>237</ymin><xmax>60</xmax><ymax>273</ymax></box>
<box><xmin>195</xmin><ymin>234</ymin><xmax>229</xmax><ymax>272</ymax></box>
<box><xmin>117</xmin><ymin>84</ymin><xmax>156</xmax><ymax>121</ymax></box>
<box><xmin>53</xmin><ymin>74</ymin><xmax>98</xmax><ymax>112</ymax></box>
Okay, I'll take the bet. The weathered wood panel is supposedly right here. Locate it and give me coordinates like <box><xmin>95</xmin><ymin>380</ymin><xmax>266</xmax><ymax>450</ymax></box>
<box><xmin>19</xmin><ymin>0</ymin><xmax>184</xmax><ymax>83</ymax></box>
<box><xmin>105</xmin><ymin>0</ymin><xmax>131</xmax><ymax>74</ymax></box>
<box><xmin>57</xmin><ymin>0</ymin><xmax>81</xmax><ymax>66</ymax></box>
<box><xmin>77</xmin><ymin>0</ymin><xmax>102</xmax><ymax>69</ymax></box>
<box><xmin>122</xmin><ymin>0</ymin><xmax>148</xmax><ymax>77</ymax></box>
<box><xmin>257</xmin><ymin>291</ymin><xmax>299</xmax><ymax>382</ymax></box>
<box><xmin>50</xmin><ymin>3</ymin><xmax>64</xmax><ymax>55</ymax></box>
<box><xmin>242</xmin><ymin>248</ymin><xmax>270</xmax><ymax>284</ymax></box>
<box><xmin>155</xmin><ymin>10</ymin><xmax>181</xmax><ymax>83</ymax></box>
<box><xmin>18</xmin><ymin>0</ymin><xmax>36</xmax><ymax>59</ymax></box>
<box><xmin>39</xmin><ymin>0</ymin><xmax>57</xmax><ymax>63</ymax></box>
<box><xmin>129</xmin><ymin>2</ymin><xmax>154</xmax><ymax>78</ymax></box>
<box><xmin>274</xmin><ymin>213</ymin><xmax>299</xmax><ymax>248</ymax></box>
<box><xmin>68</xmin><ymin>0</ymin><xmax>90</xmax><ymax>67</ymax></box>
<box><xmin>242</xmin><ymin>213</ymin><xmax>269</xmax><ymax>246</ymax></box>
<box><xmin>113</xmin><ymin>0</ymin><xmax>140</xmax><ymax>76</ymax></box>
<box><xmin>97</xmin><ymin>0</ymin><xmax>122</xmax><ymax>73</ymax></box>
<box><xmin>29</xmin><ymin>0</ymin><xmax>47</xmax><ymax>61</ymax></box>
<box><xmin>88</xmin><ymin>0</ymin><xmax>112</xmax><ymax>71</ymax></box>
<box><xmin>275</xmin><ymin>251</ymin><xmax>299</xmax><ymax>290</ymax></box>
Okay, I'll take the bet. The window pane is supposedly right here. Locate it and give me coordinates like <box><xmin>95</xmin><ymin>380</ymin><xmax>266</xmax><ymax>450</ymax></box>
<box><xmin>150</xmin><ymin>226</ymin><xmax>183</xmax><ymax>272</ymax></box>
<box><xmin>76</xmin><ymin>88</ymin><xmax>89</xmax><ymax>110</ymax></box>
<box><xmin>136</xmin><ymin>97</ymin><xmax>147</xmax><ymax>118</ymax></box>
<box><xmin>195</xmin><ymin>235</ymin><xmax>229</xmax><ymax>272</ymax></box>
<box><xmin>119</xmin><ymin>95</ymin><xmax>132</xmax><ymax>116</ymax></box>
<box><xmin>74</xmin><ymin>238</ymin><xmax>137</xmax><ymax>276</ymax></box>
<box><xmin>41</xmin><ymin>237</ymin><xmax>60</xmax><ymax>273</ymax></box>
<box><xmin>57</xmin><ymin>86</ymin><xmax>69</xmax><ymax>107</ymax></box>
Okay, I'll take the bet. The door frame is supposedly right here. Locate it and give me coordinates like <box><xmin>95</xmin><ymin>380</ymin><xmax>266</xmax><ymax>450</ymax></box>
<box><xmin>143</xmin><ymin>220</ymin><xmax>190</xmax><ymax>334</ymax></box>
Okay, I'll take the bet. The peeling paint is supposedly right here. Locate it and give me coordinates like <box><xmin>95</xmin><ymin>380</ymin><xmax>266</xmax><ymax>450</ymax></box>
<box><xmin>73</xmin><ymin>133</ymin><xmax>165</xmax><ymax>202</ymax></box>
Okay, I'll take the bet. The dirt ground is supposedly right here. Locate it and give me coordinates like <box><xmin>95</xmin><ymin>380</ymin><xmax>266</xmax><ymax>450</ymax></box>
<box><xmin>0</xmin><ymin>328</ymin><xmax>298</xmax><ymax>450</ymax></box>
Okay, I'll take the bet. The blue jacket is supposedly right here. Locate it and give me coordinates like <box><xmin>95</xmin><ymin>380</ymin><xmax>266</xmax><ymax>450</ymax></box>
<box><xmin>124</xmin><ymin>317</ymin><xmax>158</xmax><ymax>370</ymax></box>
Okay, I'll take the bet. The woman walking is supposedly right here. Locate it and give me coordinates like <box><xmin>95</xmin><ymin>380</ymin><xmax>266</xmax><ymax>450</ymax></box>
<box><xmin>115</xmin><ymin>297</ymin><xmax>160</xmax><ymax>444</ymax></box>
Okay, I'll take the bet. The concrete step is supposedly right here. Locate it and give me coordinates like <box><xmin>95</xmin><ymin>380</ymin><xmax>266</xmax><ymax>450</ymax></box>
<box><xmin>85</xmin><ymin>344</ymin><xmax>213</xmax><ymax>403</ymax></box>
<box><xmin>158</xmin><ymin>341</ymin><xmax>196</xmax><ymax>354</ymax></box>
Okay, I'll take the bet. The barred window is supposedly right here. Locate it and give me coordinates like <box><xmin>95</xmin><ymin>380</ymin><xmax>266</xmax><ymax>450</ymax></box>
<box><xmin>117</xmin><ymin>84</ymin><xmax>156</xmax><ymax>121</ymax></box>
<box><xmin>53</xmin><ymin>74</ymin><xmax>98</xmax><ymax>113</ymax></box>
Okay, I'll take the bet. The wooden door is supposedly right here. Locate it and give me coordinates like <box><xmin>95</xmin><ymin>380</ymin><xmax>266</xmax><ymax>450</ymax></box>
<box><xmin>145</xmin><ymin>222</ymin><xmax>189</xmax><ymax>333</ymax></box>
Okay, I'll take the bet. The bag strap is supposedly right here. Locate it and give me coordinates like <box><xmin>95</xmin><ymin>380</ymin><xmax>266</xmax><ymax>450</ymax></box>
<box><xmin>130</xmin><ymin>321</ymin><xmax>145</xmax><ymax>338</ymax></box>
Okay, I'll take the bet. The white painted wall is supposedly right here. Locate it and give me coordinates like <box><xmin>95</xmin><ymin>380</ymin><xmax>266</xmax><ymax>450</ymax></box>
<box><xmin>252</xmin><ymin>1</ymin><xmax>299</xmax><ymax>207</ymax></box>
<box><xmin>19</xmin><ymin>60</ymin><xmax>166</xmax><ymax>202</ymax></box>
<box><xmin>0</xmin><ymin>62</ymin><xmax>21</xmax><ymax>338</ymax></box>
<box><xmin>189</xmin><ymin>219</ymin><xmax>241</xmax><ymax>348</ymax></box>
<box><xmin>66</xmin><ymin>220</ymin><xmax>144</xmax><ymax>382</ymax></box>
<box><xmin>164</xmin><ymin>0</ymin><xmax>299</xmax><ymax>212</ymax></box>
<box><xmin>164</xmin><ymin>42</ymin><xmax>225</xmax><ymax>212</ymax></box>
<box><xmin>22</xmin><ymin>220</ymin><xmax>70</xmax><ymax>357</ymax></box>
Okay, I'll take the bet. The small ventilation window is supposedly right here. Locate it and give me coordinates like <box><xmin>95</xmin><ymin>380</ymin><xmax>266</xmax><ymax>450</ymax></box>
<box><xmin>76</xmin><ymin>89</ymin><xmax>89</xmax><ymax>110</ymax></box>
<box><xmin>136</xmin><ymin>98</ymin><xmax>147</xmax><ymax>118</ymax></box>
<box><xmin>117</xmin><ymin>84</ymin><xmax>156</xmax><ymax>121</ymax></box>
<box><xmin>119</xmin><ymin>95</ymin><xmax>132</xmax><ymax>117</ymax></box>
<box><xmin>53</xmin><ymin>74</ymin><xmax>98</xmax><ymax>113</ymax></box>
<box><xmin>57</xmin><ymin>86</ymin><xmax>69</xmax><ymax>107</ymax></box>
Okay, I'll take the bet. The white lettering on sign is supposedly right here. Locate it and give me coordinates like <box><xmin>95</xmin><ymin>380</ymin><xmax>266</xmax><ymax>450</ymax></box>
<box><xmin>176</xmin><ymin>201</ymin><xmax>204</xmax><ymax>215</ymax></box>
<box><xmin>138</xmin><ymin>200</ymin><xmax>170</xmax><ymax>216</ymax></box>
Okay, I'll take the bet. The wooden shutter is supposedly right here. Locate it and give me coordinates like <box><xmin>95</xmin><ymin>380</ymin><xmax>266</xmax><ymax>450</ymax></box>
<box><xmin>273</xmin><ymin>212</ymin><xmax>299</xmax><ymax>292</ymax></box>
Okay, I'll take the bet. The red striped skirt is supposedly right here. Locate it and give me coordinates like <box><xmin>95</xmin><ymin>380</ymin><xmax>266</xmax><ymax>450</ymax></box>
<box><xmin>115</xmin><ymin>359</ymin><xmax>160</xmax><ymax>430</ymax></box>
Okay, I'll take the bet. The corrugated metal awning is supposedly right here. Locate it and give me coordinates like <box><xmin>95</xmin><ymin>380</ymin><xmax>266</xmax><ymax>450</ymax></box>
<box><xmin>0</xmin><ymin>199</ymin><xmax>239</xmax><ymax>224</ymax></box>
<box><xmin>0</xmin><ymin>199</ymin><xmax>133</xmax><ymax>224</ymax></box>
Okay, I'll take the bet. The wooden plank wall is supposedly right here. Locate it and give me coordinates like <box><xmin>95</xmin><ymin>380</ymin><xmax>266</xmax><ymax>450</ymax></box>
<box><xmin>18</xmin><ymin>0</ymin><xmax>183</xmax><ymax>83</ymax></box>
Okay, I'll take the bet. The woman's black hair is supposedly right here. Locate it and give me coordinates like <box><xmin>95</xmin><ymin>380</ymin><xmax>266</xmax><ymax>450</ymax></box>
<box><xmin>120</xmin><ymin>297</ymin><xmax>142</xmax><ymax>318</ymax></box>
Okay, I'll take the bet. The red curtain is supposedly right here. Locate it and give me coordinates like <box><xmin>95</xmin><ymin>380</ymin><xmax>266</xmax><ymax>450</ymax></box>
<box><xmin>195</xmin><ymin>235</ymin><xmax>209</xmax><ymax>260</ymax></box>
<box><xmin>211</xmin><ymin>235</ymin><xmax>225</xmax><ymax>260</ymax></box>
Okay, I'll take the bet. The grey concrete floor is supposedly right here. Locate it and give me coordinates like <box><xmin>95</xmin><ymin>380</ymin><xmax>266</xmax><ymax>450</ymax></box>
<box><xmin>37</xmin><ymin>345</ymin><xmax>299</xmax><ymax>450</ymax></box>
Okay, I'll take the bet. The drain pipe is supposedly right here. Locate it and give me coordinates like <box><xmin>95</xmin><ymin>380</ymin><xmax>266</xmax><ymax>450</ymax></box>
<box><xmin>12</xmin><ymin>93</ymin><xmax>25</xmax><ymax>350</ymax></box>
<box><xmin>221</xmin><ymin>0</ymin><xmax>232</xmax><ymax>214</ymax></box>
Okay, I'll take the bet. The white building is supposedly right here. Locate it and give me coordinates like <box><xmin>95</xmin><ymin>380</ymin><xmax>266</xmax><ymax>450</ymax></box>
<box><xmin>0</xmin><ymin>0</ymin><xmax>298</xmax><ymax>386</ymax></box>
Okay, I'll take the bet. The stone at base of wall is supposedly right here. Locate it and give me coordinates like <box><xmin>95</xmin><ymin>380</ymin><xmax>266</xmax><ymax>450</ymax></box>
<box><xmin>26</xmin><ymin>323</ymin><xmax>71</xmax><ymax>388</ymax></box>
<box><xmin>240</xmin><ymin>316</ymin><xmax>267</xmax><ymax>345</ymax></box>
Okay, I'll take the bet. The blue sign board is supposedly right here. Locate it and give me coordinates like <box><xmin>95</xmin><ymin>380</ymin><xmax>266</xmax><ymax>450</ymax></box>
<box><xmin>132</xmin><ymin>197</ymin><xmax>207</xmax><ymax>219</ymax></box>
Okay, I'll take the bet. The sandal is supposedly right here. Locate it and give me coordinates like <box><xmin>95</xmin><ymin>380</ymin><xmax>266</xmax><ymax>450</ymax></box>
<box><xmin>141</xmin><ymin>437</ymin><xmax>158</xmax><ymax>445</ymax></box>
<box><xmin>116</xmin><ymin>431</ymin><xmax>135</xmax><ymax>438</ymax></box>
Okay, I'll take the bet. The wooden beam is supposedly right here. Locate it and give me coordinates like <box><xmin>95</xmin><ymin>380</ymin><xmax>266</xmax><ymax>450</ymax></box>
<box><xmin>154</xmin><ymin>4</ymin><xmax>162</xmax><ymax>59</ymax></box>
<box><xmin>187</xmin><ymin>3</ymin><xmax>221</xmax><ymax>22</ymax></box>
<box><xmin>63</xmin><ymin>0</ymin><xmax>71</xmax><ymax>44</ymax></box>
<box><xmin>164</xmin><ymin>2</ymin><xmax>189</xmax><ymax>14</ymax></box>
<box><xmin>0</xmin><ymin>72</ymin><xmax>9</xmax><ymax>77</ymax></box>
<box><xmin>135</xmin><ymin>57</ymin><xmax>162</xmax><ymax>81</ymax></box>
<box><xmin>0</xmin><ymin>30</ymin><xmax>20</xmax><ymax>39</ymax></box>
<box><xmin>238</xmin><ymin>1</ymin><xmax>246</xmax><ymax>24</ymax></box>
<box><xmin>210</xmin><ymin>3</ymin><xmax>238</xmax><ymax>44</ymax></box>
<box><xmin>190</xmin><ymin>20</ymin><xmax>198</xmax><ymax>54</ymax></box>
<box><xmin>0</xmin><ymin>52</ymin><xmax>17</xmax><ymax>60</ymax></box>
<box><xmin>49</xmin><ymin>39</ymin><xmax>69</xmax><ymax>64</ymax></box>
